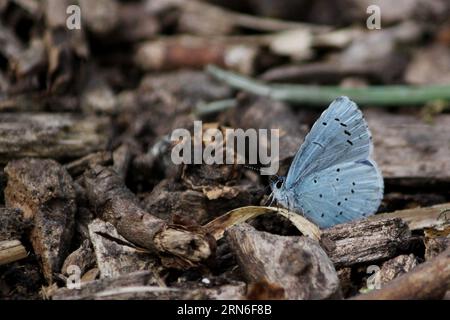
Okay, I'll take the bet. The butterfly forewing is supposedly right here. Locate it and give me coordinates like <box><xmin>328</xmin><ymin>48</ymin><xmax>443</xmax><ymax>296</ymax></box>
<box><xmin>285</xmin><ymin>96</ymin><xmax>373</xmax><ymax>189</ymax></box>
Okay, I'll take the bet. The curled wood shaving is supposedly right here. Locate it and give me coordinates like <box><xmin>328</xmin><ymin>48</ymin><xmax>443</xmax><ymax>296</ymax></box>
<box><xmin>203</xmin><ymin>206</ymin><xmax>321</xmax><ymax>241</ymax></box>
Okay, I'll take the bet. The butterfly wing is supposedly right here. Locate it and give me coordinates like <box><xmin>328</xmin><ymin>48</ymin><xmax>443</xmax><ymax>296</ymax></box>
<box><xmin>285</xmin><ymin>96</ymin><xmax>372</xmax><ymax>188</ymax></box>
<box><xmin>292</xmin><ymin>159</ymin><xmax>383</xmax><ymax>229</ymax></box>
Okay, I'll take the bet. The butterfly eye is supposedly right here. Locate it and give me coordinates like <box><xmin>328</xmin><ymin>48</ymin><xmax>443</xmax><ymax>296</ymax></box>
<box><xmin>276</xmin><ymin>180</ymin><xmax>283</xmax><ymax>189</ymax></box>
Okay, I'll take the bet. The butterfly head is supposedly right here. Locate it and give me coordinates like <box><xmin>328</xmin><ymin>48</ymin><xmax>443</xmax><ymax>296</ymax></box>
<box><xmin>270</xmin><ymin>175</ymin><xmax>288</xmax><ymax>204</ymax></box>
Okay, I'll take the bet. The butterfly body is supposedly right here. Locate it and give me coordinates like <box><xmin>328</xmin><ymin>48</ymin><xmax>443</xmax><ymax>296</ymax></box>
<box><xmin>270</xmin><ymin>96</ymin><xmax>383</xmax><ymax>229</ymax></box>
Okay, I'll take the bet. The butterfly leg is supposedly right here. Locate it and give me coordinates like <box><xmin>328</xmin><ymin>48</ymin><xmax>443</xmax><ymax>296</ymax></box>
<box><xmin>265</xmin><ymin>190</ymin><xmax>275</xmax><ymax>207</ymax></box>
<box><xmin>268</xmin><ymin>196</ymin><xmax>277</xmax><ymax>208</ymax></box>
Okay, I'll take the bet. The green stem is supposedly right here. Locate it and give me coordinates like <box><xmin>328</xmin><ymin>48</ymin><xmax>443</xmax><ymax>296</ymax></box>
<box><xmin>194</xmin><ymin>98</ymin><xmax>237</xmax><ymax>117</ymax></box>
<box><xmin>206</xmin><ymin>65</ymin><xmax>450</xmax><ymax>107</ymax></box>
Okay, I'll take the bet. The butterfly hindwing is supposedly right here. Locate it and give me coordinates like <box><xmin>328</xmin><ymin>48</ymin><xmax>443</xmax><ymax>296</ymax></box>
<box><xmin>292</xmin><ymin>159</ymin><xmax>384</xmax><ymax>228</ymax></box>
<box><xmin>285</xmin><ymin>96</ymin><xmax>372</xmax><ymax>188</ymax></box>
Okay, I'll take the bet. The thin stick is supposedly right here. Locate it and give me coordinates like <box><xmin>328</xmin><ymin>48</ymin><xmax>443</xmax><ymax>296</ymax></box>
<box><xmin>181</xmin><ymin>0</ymin><xmax>330</xmax><ymax>33</ymax></box>
<box><xmin>0</xmin><ymin>240</ymin><xmax>28</xmax><ymax>265</ymax></box>
<box><xmin>207</xmin><ymin>65</ymin><xmax>450</xmax><ymax>107</ymax></box>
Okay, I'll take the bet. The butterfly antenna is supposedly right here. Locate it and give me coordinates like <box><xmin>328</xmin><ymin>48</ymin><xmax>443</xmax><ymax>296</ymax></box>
<box><xmin>244</xmin><ymin>165</ymin><xmax>262</xmax><ymax>174</ymax></box>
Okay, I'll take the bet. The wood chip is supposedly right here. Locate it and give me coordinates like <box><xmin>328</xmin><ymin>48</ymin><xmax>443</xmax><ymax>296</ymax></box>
<box><xmin>323</xmin><ymin>218</ymin><xmax>411</xmax><ymax>267</ymax></box>
<box><xmin>353</xmin><ymin>247</ymin><xmax>450</xmax><ymax>300</ymax></box>
<box><xmin>4</xmin><ymin>158</ymin><xmax>76</xmax><ymax>282</ymax></box>
<box><xmin>367</xmin><ymin>110</ymin><xmax>450</xmax><ymax>179</ymax></box>
<box><xmin>0</xmin><ymin>240</ymin><xmax>28</xmax><ymax>265</ymax></box>
<box><xmin>88</xmin><ymin>219</ymin><xmax>160</xmax><ymax>279</ymax></box>
<box><xmin>226</xmin><ymin>223</ymin><xmax>341</xmax><ymax>299</ymax></box>
<box><xmin>0</xmin><ymin>113</ymin><xmax>110</xmax><ymax>163</ymax></box>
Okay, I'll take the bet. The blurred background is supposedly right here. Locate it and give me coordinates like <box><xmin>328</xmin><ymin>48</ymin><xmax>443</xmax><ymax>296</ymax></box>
<box><xmin>0</xmin><ymin>0</ymin><xmax>450</xmax><ymax>299</ymax></box>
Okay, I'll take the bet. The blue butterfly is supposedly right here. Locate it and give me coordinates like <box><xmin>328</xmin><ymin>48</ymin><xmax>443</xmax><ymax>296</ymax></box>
<box><xmin>270</xmin><ymin>96</ymin><xmax>384</xmax><ymax>229</ymax></box>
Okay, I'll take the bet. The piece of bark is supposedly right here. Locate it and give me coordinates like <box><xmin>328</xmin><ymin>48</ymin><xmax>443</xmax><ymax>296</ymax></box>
<box><xmin>170</xmin><ymin>0</ymin><xmax>328</xmax><ymax>35</ymax></box>
<box><xmin>425</xmin><ymin>236</ymin><xmax>450</xmax><ymax>260</ymax></box>
<box><xmin>4</xmin><ymin>158</ymin><xmax>76</xmax><ymax>282</ymax></box>
<box><xmin>88</xmin><ymin>219</ymin><xmax>160</xmax><ymax>279</ymax></box>
<box><xmin>405</xmin><ymin>45</ymin><xmax>450</xmax><ymax>85</ymax></box>
<box><xmin>0</xmin><ymin>113</ymin><xmax>110</xmax><ymax>163</ymax></box>
<box><xmin>61</xmin><ymin>240</ymin><xmax>96</xmax><ymax>277</ymax></box>
<box><xmin>64</xmin><ymin>151</ymin><xmax>113</xmax><ymax>177</ymax></box>
<box><xmin>112</xmin><ymin>142</ymin><xmax>136</xmax><ymax>180</ymax></box>
<box><xmin>0</xmin><ymin>207</ymin><xmax>30</xmax><ymax>241</ymax></box>
<box><xmin>323</xmin><ymin>218</ymin><xmax>411</xmax><ymax>267</ymax></box>
<box><xmin>142</xmin><ymin>179</ymin><xmax>208</xmax><ymax>224</ymax></box>
<box><xmin>0</xmin><ymin>93</ymin><xmax>79</xmax><ymax>112</ymax></box>
<box><xmin>52</xmin><ymin>270</ymin><xmax>244</xmax><ymax>300</ymax></box>
<box><xmin>135</xmin><ymin>36</ymin><xmax>258</xmax><ymax>75</ymax></box>
<box><xmin>370</xmin><ymin>202</ymin><xmax>450</xmax><ymax>231</ymax></box>
<box><xmin>0</xmin><ymin>240</ymin><xmax>28</xmax><ymax>265</ymax></box>
<box><xmin>353</xmin><ymin>247</ymin><xmax>450</xmax><ymax>300</ymax></box>
<box><xmin>226</xmin><ymin>223</ymin><xmax>341</xmax><ymax>300</ymax></box>
<box><xmin>83</xmin><ymin>165</ymin><xmax>213</xmax><ymax>267</ymax></box>
<box><xmin>379</xmin><ymin>254</ymin><xmax>418</xmax><ymax>285</ymax></box>
<box><xmin>173</xmin><ymin>279</ymin><xmax>246</xmax><ymax>300</ymax></box>
<box><xmin>51</xmin><ymin>270</ymin><xmax>163</xmax><ymax>300</ymax></box>
<box><xmin>367</xmin><ymin>110</ymin><xmax>450</xmax><ymax>179</ymax></box>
